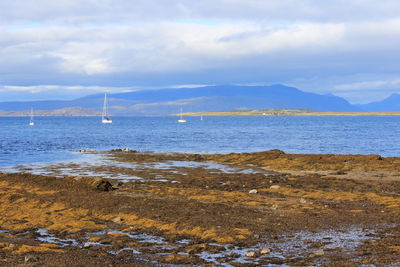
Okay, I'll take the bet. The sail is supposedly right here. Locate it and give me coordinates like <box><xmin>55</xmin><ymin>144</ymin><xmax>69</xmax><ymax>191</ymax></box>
<box><xmin>102</xmin><ymin>93</ymin><xmax>112</xmax><ymax>123</ymax></box>
<box><xmin>29</xmin><ymin>108</ymin><xmax>34</xmax><ymax>126</ymax></box>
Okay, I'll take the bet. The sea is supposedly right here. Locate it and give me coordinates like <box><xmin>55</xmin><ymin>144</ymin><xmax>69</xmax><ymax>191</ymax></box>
<box><xmin>1</xmin><ymin>116</ymin><xmax>400</xmax><ymax>167</ymax></box>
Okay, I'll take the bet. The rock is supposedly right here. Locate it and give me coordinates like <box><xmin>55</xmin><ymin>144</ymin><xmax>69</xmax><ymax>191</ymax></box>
<box><xmin>270</xmin><ymin>204</ymin><xmax>278</xmax><ymax>210</ymax></box>
<box><xmin>313</xmin><ymin>249</ymin><xmax>324</xmax><ymax>256</ymax></box>
<box><xmin>83</xmin><ymin>242</ymin><xmax>91</xmax><ymax>248</ymax></box>
<box><xmin>96</xmin><ymin>180</ymin><xmax>113</xmax><ymax>192</ymax></box>
<box><xmin>249</xmin><ymin>189</ymin><xmax>258</xmax><ymax>194</ymax></box>
<box><xmin>8</xmin><ymin>243</ymin><xmax>16</xmax><ymax>248</ymax></box>
<box><xmin>92</xmin><ymin>177</ymin><xmax>102</xmax><ymax>183</ymax></box>
<box><xmin>260</xmin><ymin>248</ymin><xmax>270</xmax><ymax>254</ymax></box>
<box><xmin>122</xmin><ymin>148</ymin><xmax>129</xmax><ymax>152</ymax></box>
<box><xmin>112</xmin><ymin>216</ymin><xmax>123</xmax><ymax>223</ymax></box>
<box><xmin>24</xmin><ymin>255</ymin><xmax>39</xmax><ymax>263</ymax></box>
<box><xmin>299</xmin><ymin>198</ymin><xmax>307</xmax><ymax>204</ymax></box>
<box><xmin>270</xmin><ymin>185</ymin><xmax>280</xmax><ymax>189</ymax></box>
<box><xmin>246</xmin><ymin>251</ymin><xmax>256</xmax><ymax>257</ymax></box>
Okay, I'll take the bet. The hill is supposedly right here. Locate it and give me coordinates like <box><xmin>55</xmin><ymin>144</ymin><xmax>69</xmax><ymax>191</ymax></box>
<box><xmin>357</xmin><ymin>94</ymin><xmax>400</xmax><ymax>111</ymax></box>
<box><xmin>0</xmin><ymin>84</ymin><xmax>361</xmax><ymax>116</ymax></box>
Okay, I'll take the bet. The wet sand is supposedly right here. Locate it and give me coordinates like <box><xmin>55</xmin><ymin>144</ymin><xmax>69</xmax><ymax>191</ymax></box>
<box><xmin>1</xmin><ymin>149</ymin><xmax>400</xmax><ymax>266</ymax></box>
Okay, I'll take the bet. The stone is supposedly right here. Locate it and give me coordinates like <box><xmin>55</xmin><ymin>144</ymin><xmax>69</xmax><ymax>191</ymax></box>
<box><xmin>112</xmin><ymin>216</ymin><xmax>123</xmax><ymax>223</ymax></box>
<box><xmin>260</xmin><ymin>248</ymin><xmax>270</xmax><ymax>254</ymax></box>
<box><xmin>122</xmin><ymin>148</ymin><xmax>129</xmax><ymax>152</ymax></box>
<box><xmin>8</xmin><ymin>243</ymin><xmax>16</xmax><ymax>248</ymax></box>
<box><xmin>248</xmin><ymin>189</ymin><xmax>258</xmax><ymax>194</ymax></box>
<box><xmin>300</xmin><ymin>198</ymin><xmax>307</xmax><ymax>204</ymax></box>
<box><xmin>83</xmin><ymin>242</ymin><xmax>91</xmax><ymax>248</ymax></box>
<box><xmin>96</xmin><ymin>180</ymin><xmax>113</xmax><ymax>192</ymax></box>
<box><xmin>24</xmin><ymin>255</ymin><xmax>39</xmax><ymax>263</ymax></box>
<box><xmin>313</xmin><ymin>249</ymin><xmax>324</xmax><ymax>256</ymax></box>
<box><xmin>270</xmin><ymin>185</ymin><xmax>280</xmax><ymax>189</ymax></box>
<box><xmin>270</xmin><ymin>204</ymin><xmax>278</xmax><ymax>210</ymax></box>
<box><xmin>246</xmin><ymin>251</ymin><xmax>256</xmax><ymax>257</ymax></box>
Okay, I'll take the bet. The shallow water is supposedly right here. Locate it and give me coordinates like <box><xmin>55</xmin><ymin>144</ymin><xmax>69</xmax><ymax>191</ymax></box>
<box><xmin>0</xmin><ymin>152</ymin><xmax>269</xmax><ymax>183</ymax></box>
<box><xmin>2</xmin><ymin>116</ymin><xmax>400</xmax><ymax>166</ymax></box>
<box><xmin>4</xmin><ymin>226</ymin><xmax>378</xmax><ymax>267</ymax></box>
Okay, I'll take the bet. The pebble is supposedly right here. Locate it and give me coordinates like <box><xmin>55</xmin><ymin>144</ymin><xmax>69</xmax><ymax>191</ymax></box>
<box><xmin>313</xmin><ymin>249</ymin><xmax>324</xmax><ymax>256</ymax></box>
<box><xmin>248</xmin><ymin>189</ymin><xmax>258</xmax><ymax>194</ymax></box>
<box><xmin>112</xmin><ymin>216</ymin><xmax>123</xmax><ymax>223</ymax></box>
<box><xmin>269</xmin><ymin>185</ymin><xmax>280</xmax><ymax>189</ymax></box>
<box><xmin>24</xmin><ymin>255</ymin><xmax>39</xmax><ymax>263</ymax></box>
<box><xmin>246</xmin><ymin>251</ymin><xmax>256</xmax><ymax>257</ymax></box>
<box><xmin>83</xmin><ymin>243</ymin><xmax>91</xmax><ymax>248</ymax></box>
<box><xmin>260</xmin><ymin>248</ymin><xmax>271</xmax><ymax>254</ymax></box>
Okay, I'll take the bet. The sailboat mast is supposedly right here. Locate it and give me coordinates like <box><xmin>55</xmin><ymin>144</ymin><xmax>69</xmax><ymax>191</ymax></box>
<box><xmin>102</xmin><ymin>93</ymin><xmax>107</xmax><ymax>119</ymax></box>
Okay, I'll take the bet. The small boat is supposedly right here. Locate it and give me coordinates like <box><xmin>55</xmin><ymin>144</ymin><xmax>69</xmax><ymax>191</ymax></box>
<box><xmin>200</xmin><ymin>115</ymin><xmax>204</xmax><ymax>121</ymax></box>
<box><xmin>102</xmin><ymin>93</ymin><xmax>112</xmax><ymax>124</ymax></box>
<box><xmin>29</xmin><ymin>108</ymin><xmax>35</xmax><ymax>126</ymax></box>
<box><xmin>178</xmin><ymin>108</ymin><xmax>186</xmax><ymax>123</ymax></box>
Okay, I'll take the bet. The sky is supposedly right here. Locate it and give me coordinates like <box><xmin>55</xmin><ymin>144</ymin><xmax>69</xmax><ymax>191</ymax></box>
<box><xmin>1</xmin><ymin>0</ymin><xmax>400</xmax><ymax>104</ymax></box>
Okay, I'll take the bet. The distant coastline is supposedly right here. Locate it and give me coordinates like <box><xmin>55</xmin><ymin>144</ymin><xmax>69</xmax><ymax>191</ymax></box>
<box><xmin>171</xmin><ymin>109</ymin><xmax>400</xmax><ymax>117</ymax></box>
<box><xmin>0</xmin><ymin>107</ymin><xmax>100</xmax><ymax>117</ymax></box>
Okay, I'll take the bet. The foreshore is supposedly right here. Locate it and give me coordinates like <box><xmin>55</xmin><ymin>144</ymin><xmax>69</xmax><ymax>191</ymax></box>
<box><xmin>1</xmin><ymin>150</ymin><xmax>400</xmax><ymax>266</ymax></box>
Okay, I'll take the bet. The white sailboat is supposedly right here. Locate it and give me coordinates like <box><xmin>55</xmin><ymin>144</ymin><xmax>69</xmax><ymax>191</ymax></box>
<box><xmin>178</xmin><ymin>108</ymin><xmax>186</xmax><ymax>123</ymax></box>
<box><xmin>200</xmin><ymin>115</ymin><xmax>204</xmax><ymax>121</ymax></box>
<box><xmin>29</xmin><ymin>108</ymin><xmax>35</xmax><ymax>126</ymax></box>
<box><xmin>101</xmin><ymin>93</ymin><xmax>112</xmax><ymax>124</ymax></box>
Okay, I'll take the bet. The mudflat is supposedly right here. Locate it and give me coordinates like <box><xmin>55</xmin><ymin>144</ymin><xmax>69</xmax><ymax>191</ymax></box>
<box><xmin>1</xmin><ymin>150</ymin><xmax>400</xmax><ymax>266</ymax></box>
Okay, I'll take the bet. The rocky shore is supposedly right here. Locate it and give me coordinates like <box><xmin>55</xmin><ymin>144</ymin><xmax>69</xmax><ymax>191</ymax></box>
<box><xmin>1</xmin><ymin>150</ymin><xmax>400</xmax><ymax>266</ymax></box>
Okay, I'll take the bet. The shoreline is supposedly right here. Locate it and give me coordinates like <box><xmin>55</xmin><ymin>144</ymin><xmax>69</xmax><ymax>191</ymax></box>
<box><xmin>1</xmin><ymin>149</ymin><xmax>400</xmax><ymax>265</ymax></box>
<box><xmin>171</xmin><ymin>111</ymin><xmax>400</xmax><ymax>116</ymax></box>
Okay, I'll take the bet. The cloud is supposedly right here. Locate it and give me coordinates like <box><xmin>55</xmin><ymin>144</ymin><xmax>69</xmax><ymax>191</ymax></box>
<box><xmin>1</xmin><ymin>0</ymin><xmax>400</xmax><ymax>25</ymax></box>
<box><xmin>1</xmin><ymin>19</ymin><xmax>398</xmax><ymax>76</ymax></box>
<box><xmin>334</xmin><ymin>79</ymin><xmax>400</xmax><ymax>91</ymax></box>
<box><xmin>0</xmin><ymin>1</ymin><xmax>400</xmax><ymax>104</ymax></box>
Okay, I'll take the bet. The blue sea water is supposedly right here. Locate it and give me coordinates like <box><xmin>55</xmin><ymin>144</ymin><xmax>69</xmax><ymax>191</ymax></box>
<box><xmin>1</xmin><ymin>116</ymin><xmax>400</xmax><ymax>167</ymax></box>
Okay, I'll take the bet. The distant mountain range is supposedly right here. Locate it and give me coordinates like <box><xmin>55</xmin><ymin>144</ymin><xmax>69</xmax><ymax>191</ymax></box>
<box><xmin>355</xmin><ymin>94</ymin><xmax>400</xmax><ymax>111</ymax></box>
<box><xmin>0</xmin><ymin>84</ymin><xmax>398</xmax><ymax>116</ymax></box>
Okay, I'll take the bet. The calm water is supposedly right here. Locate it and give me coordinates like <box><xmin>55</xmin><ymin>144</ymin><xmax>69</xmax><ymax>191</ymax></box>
<box><xmin>1</xmin><ymin>116</ymin><xmax>400</xmax><ymax>166</ymax></box>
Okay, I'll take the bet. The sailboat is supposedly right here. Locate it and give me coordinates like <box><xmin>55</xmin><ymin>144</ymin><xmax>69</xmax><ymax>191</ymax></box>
<box><xmin>29</xmin><ymin>108</ymin><xmax>35</xmax><ymax>126</ymax></box>
<box><xmin>200</xmin><ymin>115</ymin><xmax>204</xmax><ymax>121</ymax></box>
<box><xmin>101</xmin><ymin>93</ymin><xmax>112</xmax><ymax>124</ymax></box>
<box><xmin>178</xmin><ymin>108</ymin><xmax>186</xmax><ymax>123</ymax></box>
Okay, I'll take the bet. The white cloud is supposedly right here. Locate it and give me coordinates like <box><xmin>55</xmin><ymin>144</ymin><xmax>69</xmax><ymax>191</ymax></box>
<box><xmin>2</xmin><ymin>19</ymin><xmax>398</xmax><ymax>76</ymax></box>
